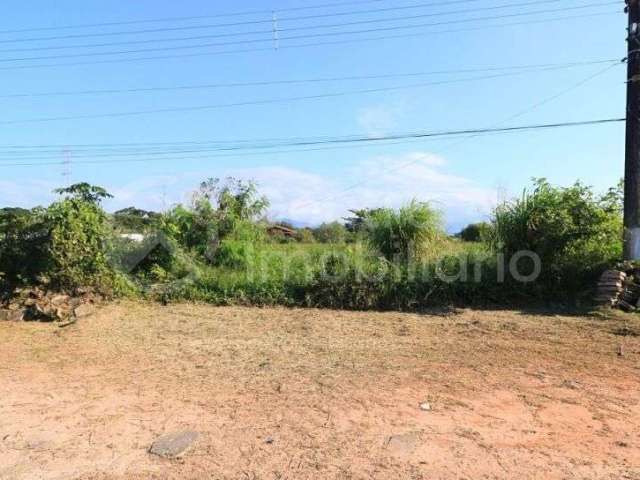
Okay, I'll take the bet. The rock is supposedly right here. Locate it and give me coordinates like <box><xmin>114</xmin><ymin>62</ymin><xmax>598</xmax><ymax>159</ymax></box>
<box><xmin>73</xmin><ymin>304</ymin><xmax>95</xmax><ymax>318</ymax></box>
<box><xmin>55</xmin><ymin>307</ymin><xmax>71</xmax><ymax>321</ymax></box>
<box><xmin>594</xmin><ymin>269</ymin><xmax>628</xmax><ymax>307</ymax></box>
<box><xmin>149</xmin><ymin>431</ymin><xmax>199</xmax><ymax>458</ymax></box>
<box><xmin>0</xmin><ymin>309</ymin><xmax>25</xmax><ymax>321</ymax></box>
<box><xmin>265</xmin><ymin>436</ymin><xmax>274</xmax><ymax>444</ymax></box>
<box><xmin>601</xmin><ymin>270</ymin><xmax>626</xmax><ymax>280</ymax></box>
<box><xmin>419</xmin><ymin>402</ymin><xmax>431</xmax><ymax>411</ymax></box>
<box><xmin>618</xmin><ymin>299</ymin><xmax>636</xmax><ymax>312</ymax></box>
<box><xmin>50</xmin><ymin>294</ymin><xmax>70</xmax><ymax>306</ymax></box>
<box><xmin>31</xmin><ymin>302</ymin><xmax>58</xmax><ymax>322</ymax></box>
<box><xmin>1</xmin><ymin>287</ymin><xmax>101</xmax><ymax>323</ymax></box>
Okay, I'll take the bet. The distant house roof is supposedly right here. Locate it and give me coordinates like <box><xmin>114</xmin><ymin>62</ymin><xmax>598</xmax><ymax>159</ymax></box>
<box><xmin>267</xmin><ymin>225</ymin><xmax>296</xmax><ymax>237</ymax></box>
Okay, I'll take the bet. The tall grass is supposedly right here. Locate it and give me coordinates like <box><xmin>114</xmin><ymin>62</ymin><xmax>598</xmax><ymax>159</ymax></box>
<box><xmin>366</xmin><ymin>201</ymin><xmax>444</xmax><ymax>261</ymax></box>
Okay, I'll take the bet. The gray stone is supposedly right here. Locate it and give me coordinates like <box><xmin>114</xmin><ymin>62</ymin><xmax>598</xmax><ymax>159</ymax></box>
<box><xmin>50</xmin><ymin>294</ymin><xmax>70</xmax><ymax>306</ymax></box>
<box><xmin>149</xmin><ymin>431</ymin><xmax>198</xmax><ymax>458</ymax></box>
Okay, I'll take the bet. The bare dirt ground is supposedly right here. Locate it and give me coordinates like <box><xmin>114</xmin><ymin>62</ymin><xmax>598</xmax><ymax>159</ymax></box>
<box><xmin>1</xmin><ymin>301</ymin><xmax>639</xmax><ymax>480</ymax></box>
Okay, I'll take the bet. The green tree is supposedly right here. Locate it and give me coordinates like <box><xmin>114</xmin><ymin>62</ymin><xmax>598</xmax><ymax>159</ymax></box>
<box><xmin>313</xmin><ymin>222</ymin><xmax>348</xmax><ymax>244</ymax></box>
<box><xmin>46</xmin><ymin>183</ymin><xmax>117</xmax><ymax>291</ymax></box>
<box><xmin>162</xmin><ymin>177</ymin><xmax>269</xmax><ymax>262</ymax></box>
<box><xmin>457</xmin><ymin>222</ymin><xmax>491</xmax><ymax>242</ymax></box>
<box><xmin>113</xmin><ymin>207</ymin><xmax>160</xmax><ymax>232</ymax></box>
<box><xmin>343</xmin><ymin>208</ymin><xmax>383</xmax><ymax>235</ymax></box>
<box><xmin>54</xmin><ymin>182</ymin><xmax>113</xmax><ymax>204</ymax></box>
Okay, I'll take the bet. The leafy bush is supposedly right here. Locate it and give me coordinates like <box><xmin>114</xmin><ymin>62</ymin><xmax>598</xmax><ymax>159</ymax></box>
<box><xmin>489</xmin><ymin>178</ymin><xmax>622</xmax><ymax>297</ymax></box>
<box><xmin>1</xmin><ymin>176</ymin><xmax>626</xmax><ymax>310</ymax></box>
<box><xmin>0</xmin><ymin>207</ymin><xmax>49</xmax><ymax>287</ymax></box>
<box><xmin>294</xmin><ymin>228</ymin><xmax>316</xmax><ymax>243</ymax></box>
<box><xmin>46</xmin><ymin>184</ymin><xmax>119</xmax><ymax>291</ymax></box>
<box><xmin>161</xmin><ymin>178</ymin><xmax>268</xmax><ymax>261</ymax></box>
<box><xmin>0</xmin><ymin>183</ymin><xmax>125</xmax><ymax>294</ymax></box>
<box><xmin>365</xmin><ymin>201</ymin><xmax>444</xmax><ymax>261</ymax></box>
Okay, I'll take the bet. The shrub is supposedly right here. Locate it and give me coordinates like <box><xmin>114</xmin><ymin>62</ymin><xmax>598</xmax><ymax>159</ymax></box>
<box><xmin>489</xmin><ymin>178</ymin><xmax>622</xmax><ymax>297</ymax></box>
<box><xmin>0</xmin><ymin>183</ymin><xmax>123</xmax><ymax>294</ymax></box>
<box><xmin>313</xmin><ymin>222</ymin><xmax>349</xmax><ymax>244</ymax></box>
<box><xmin>0</xmin><ymin>207</ymin><xmax>49</xmax><ymax>287</ymax></box>
<box><xmin>294</xmin><ymin>228</ymin><xmax>316</xmax><ymax>243</ymax></box>
<box><xmin>162</xmin><ymin>178</ymin><xmax>269</xmax><ymax>261</ymax></box>
<box><xmin>46</xmin><ymin>184</ymin><xmax>118</xmax><ymax>291</ymax></box>
<box><xmin>365</xmin><ymin>201</ymin><xmax>444</xmax><ymax>261</ymax></box>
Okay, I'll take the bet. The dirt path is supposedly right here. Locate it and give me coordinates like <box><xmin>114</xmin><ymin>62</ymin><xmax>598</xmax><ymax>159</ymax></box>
<box><xmin>1</xmin><ymin>302</ymin><xmax>639</xmax><ymax>479</ymax></box>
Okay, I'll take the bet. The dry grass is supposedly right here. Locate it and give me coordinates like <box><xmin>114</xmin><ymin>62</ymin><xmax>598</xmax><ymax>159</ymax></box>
<box><xmin>1</xmin><ymin>301</ymin><xmax>639</xmax><ymax>479</ymax></box>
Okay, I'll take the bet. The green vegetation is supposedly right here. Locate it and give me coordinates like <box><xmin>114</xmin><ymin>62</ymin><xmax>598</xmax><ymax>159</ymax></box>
<box><xmin>0</xmin><ymin>183</ymin><xmax>129</xmax><ymax>295</ymax></box>
<box><xmin>490</xmin><ymin>178</ymin><xmax>622</xmax><ymax>296</ymax></box>
<box><xmin>365</xmin><ymin>201</ymin><xmax>444</xmax><ymax>261</ymax></box>
<box><xmin>457</xmin><ymin>222</ymin><xmax>491</xmax><ymax>243</ymax></box>
<box><xmin>312</xmin><ymin>221</ymin><xmax>349</xmax><ymax>244</ymax></box>
<box><xmin>0</xmin><ymin>177</ymin><xmax>624</xmax><ymax>310</ymax></box>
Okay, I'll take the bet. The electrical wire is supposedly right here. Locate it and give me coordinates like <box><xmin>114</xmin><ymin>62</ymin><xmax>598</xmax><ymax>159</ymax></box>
<box><xmin>0</xmin><ymin>118</ymin><xmax>624</xmax><ymax>168</ymax></box>
<box><xmin>0</xmin><ymin>58</ymin><xmax>617</xmax><ymax>99</ymax></box>
<box><xmin>295</xmin><ymin>59</ymin><xmax>623</xmax><ymax>208</ymax></box>
<box><xmin>0</xmin><ymin>0</ymin><xmax>584</xmax><ymax>44</ymax></box>
<box><xmin>0</xmin><ymin>0</ymin><xmax>583</xmax><ymax>54</ymax></box>
<box><xmin>0</xmin><ymin>0</ymin><xmax>397</xmax><ymax>35</ymax></box>
<box><xmin>0</xmin><ymin>10</ymin><xmax>617</xmax><ymax>71</ymax></box>
<box><xmin>0</xmin><ymin>60</ymin><xmax>622</xmax><ymax>125</ymax></box>
<box><xmin>0</xmin><ymin>2</ymin><xmax>618</xmax><ymax>63</ymax></box>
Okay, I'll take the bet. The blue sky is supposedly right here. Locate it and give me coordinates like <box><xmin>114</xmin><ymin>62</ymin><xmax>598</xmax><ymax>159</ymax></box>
<box><xmin>0</xmin><ymin>0</ymin><xmax>626</xmax><ymax>231</ymax></box>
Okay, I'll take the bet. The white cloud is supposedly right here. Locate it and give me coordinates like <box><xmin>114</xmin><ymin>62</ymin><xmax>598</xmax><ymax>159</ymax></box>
<box><xmin>229</xmin><ymin>152</ymin><xmax>496</xmax><ymax>230</ymax></box>
<box><xmin>0</xmin><ymin>152</ymin><xmax>497</xmax><ymax>232</ymax></box>
<box><xmin>105</xmin><ymin>172</ymin><xmax>201</xmax><ymax>212</ymax></box>
<box><xmin>0</xmin><ymin>179</ymin><xmax>58</xmax><ymax>208</ymax></box>
<box><xmin>356</xmin><ymin>100</ymin><xmax>411</xmax><ymax>137</ymax></box>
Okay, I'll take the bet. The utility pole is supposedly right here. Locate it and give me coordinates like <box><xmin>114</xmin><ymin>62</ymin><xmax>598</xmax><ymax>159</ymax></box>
<box><xmin>625</xmin><ymin>0</ymin><xmax>640</xmax><ymax>259</ymax></box>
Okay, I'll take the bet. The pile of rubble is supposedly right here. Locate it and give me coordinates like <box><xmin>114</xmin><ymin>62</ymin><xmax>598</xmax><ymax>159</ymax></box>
<box><xmin>0</xmin><ymin>286</ymin><xmax>100</xmax><ymax>322</ymax></box>
<box><xmin>595</xmin><ymin>264</ymin><xmax>640</xmax><ymax>312</ymax></box>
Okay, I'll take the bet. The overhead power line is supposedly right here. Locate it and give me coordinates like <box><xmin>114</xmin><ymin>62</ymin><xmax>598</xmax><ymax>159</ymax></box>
<box><xmin>0</xmin><ymin>59</ymin><xmax>623</xmax><ymax>125</ymax></box>
<box><xmin>0</xmin><ymin>118</ymin><xmax>625</xmax><ymax>168</ymax></box>
<box><xmin>0</xmin><ymin>10</ymin><xmax>617</xmax><ymax>71</ymax></box>
<box><xmin>1</xmin><ymin>61</ymin><xmax>620</xmax><ymax>165</ymax></box>
<box><xmin>0</xmin><ymin>0</ymin><xmax>579</xmax><ymax>44</ymax></box>
<box><xmin>0</xmin><ymin>0</ymin><xmax>395</xmax><ymax>35</ymax></box>
<box><xmin>0</xmin><ymin>0</ymin><xmax>583</xmax><ymax>54</ymax></box>
<box><xmin>0</xmin><ymin>58</ymin><xmax>618</xmax><ymax>99</ymax></box>
<box><xmin>0</xmin><ymin>2</ymin><xmax>618</xmax><ymax>63</ymax></box>
<box><xmin>295</xmin><ymin>56</ymin><xmax>623</xmax><ymax>209</ymax></box>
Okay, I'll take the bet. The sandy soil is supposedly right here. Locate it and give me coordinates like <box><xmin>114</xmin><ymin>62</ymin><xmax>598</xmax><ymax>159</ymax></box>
<box><xmin>1</xmin><ymin>301</ymin><xmax>639</xmax><ymax>480</ymax></box>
